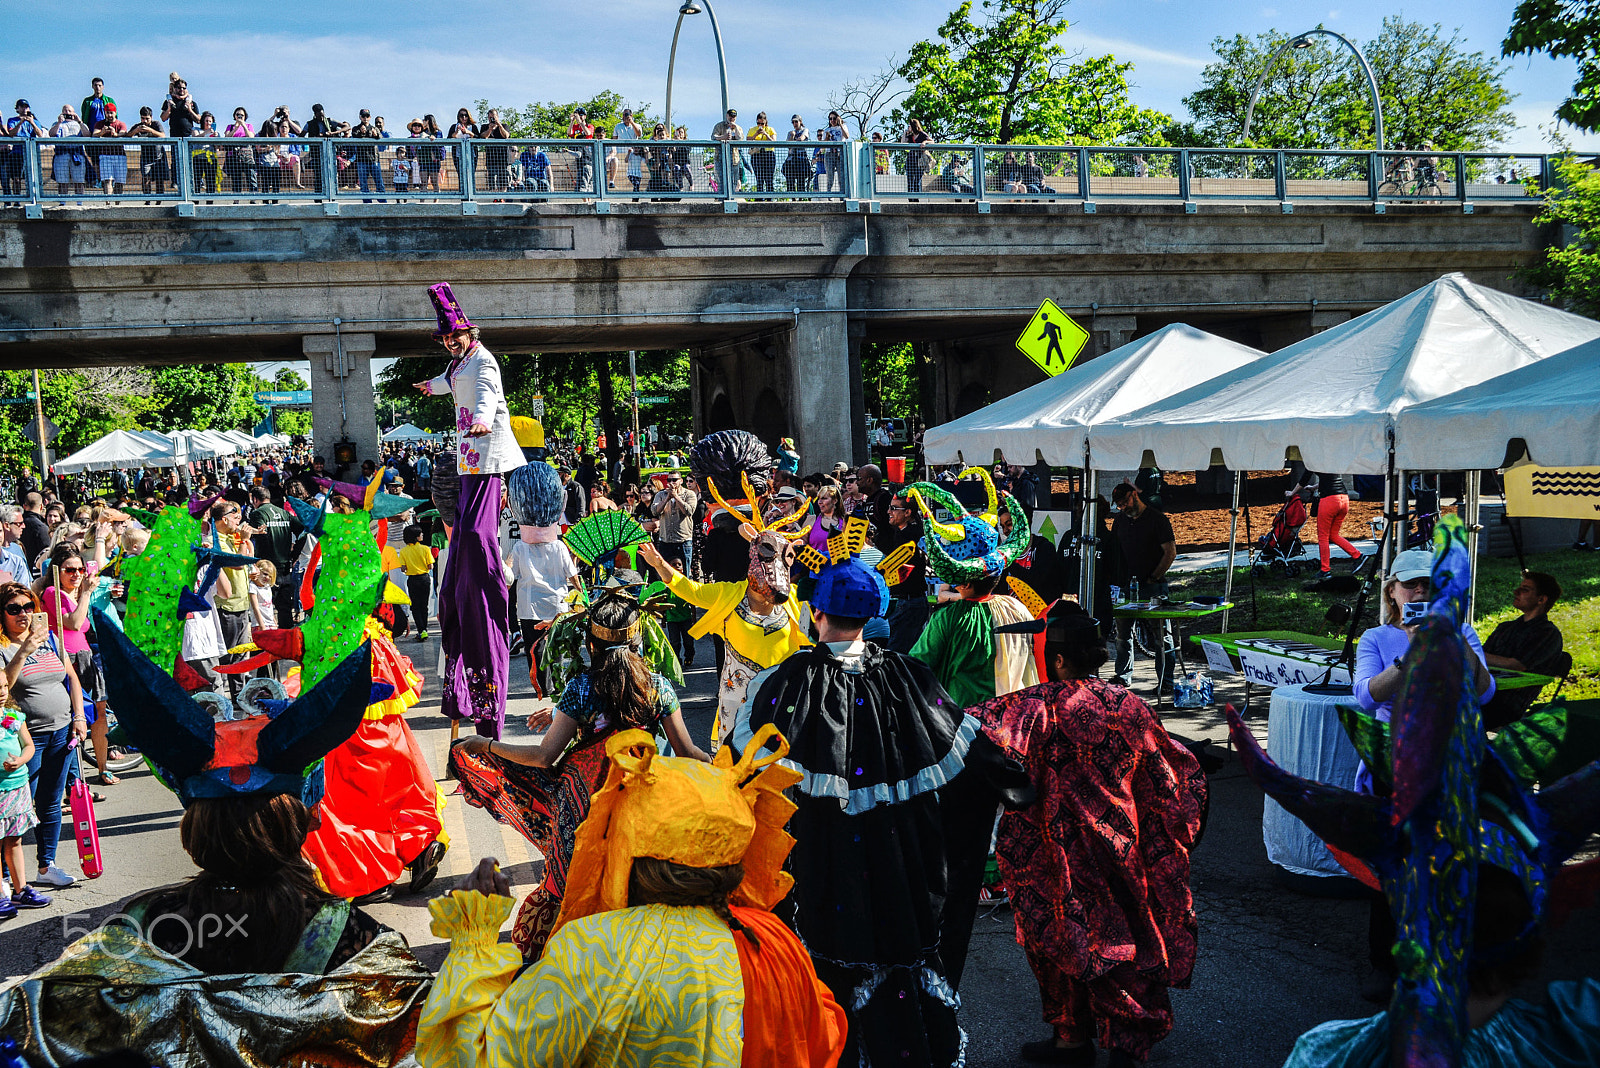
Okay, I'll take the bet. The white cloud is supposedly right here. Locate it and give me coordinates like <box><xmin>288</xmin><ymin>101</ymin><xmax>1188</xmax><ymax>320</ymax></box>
<box><xmin>1070</xmin><ymin>31</ymin><xmax>1209</xmax><ymax>71</ymax></box>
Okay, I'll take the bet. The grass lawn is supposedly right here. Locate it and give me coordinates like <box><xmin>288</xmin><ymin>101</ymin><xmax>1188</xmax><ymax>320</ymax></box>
<box><xmin>1168</xmin><ymin>549</ymin><xmax>1600</xmax><ymax>700</ymax></box>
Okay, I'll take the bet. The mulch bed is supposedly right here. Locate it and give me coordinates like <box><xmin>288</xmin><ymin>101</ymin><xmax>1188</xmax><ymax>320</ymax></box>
<box><xmin>1050</xmin><ymin>470</ymin><xmax>1384</xmax><ymax>552</ymax></box>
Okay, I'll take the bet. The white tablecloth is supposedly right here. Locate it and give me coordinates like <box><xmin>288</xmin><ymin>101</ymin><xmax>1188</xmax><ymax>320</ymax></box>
<box><xmin>1263</xmin><ymin>684</ymin><xmax>1364</xmax><ymax>877</ymax></box>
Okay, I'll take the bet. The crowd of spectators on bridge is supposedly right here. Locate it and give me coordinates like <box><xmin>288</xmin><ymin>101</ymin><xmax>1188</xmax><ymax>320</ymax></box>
<box><xmin>0</xmin><ymin>73</ymin><xmax>969</xmax><ymax>200</ymax></box>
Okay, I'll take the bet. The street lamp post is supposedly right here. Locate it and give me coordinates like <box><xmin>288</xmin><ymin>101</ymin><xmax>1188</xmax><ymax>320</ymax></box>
<box><xmin>1241</xmin><ymin>28</ymin><xmax>1384</xmax><ymax>151</ymax></box>
<box><xmin>664</xmin><ymin>0</ymin><xmax>730</xmax><ymax>139</ymax></box>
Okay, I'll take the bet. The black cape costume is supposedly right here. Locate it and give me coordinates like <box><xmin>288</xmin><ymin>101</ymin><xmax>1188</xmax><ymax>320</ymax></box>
<box><xmin>732</xmin><ymin>641</ymin><xmax>1030</xmax><ymax>1068</ymax></box>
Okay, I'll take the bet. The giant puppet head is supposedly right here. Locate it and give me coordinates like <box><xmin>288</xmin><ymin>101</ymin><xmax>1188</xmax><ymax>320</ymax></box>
<box><xmin>1228</xmin><ymin>514</ymin><xmax>1600</xmax><ymax>1068</ymax></box>
<box><xmin>700</xmin><ymin>471</ymin><xmax>809</xmax><ymax>601</ymax></box>
<box><xmin>905</xmin><ymin>467</ymin><xmax>1031</xmax><ymax>586</ymax></box>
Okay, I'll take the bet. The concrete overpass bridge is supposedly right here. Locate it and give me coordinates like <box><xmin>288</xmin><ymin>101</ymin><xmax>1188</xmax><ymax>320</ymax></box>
<box><xmin>0</xmin><ymin>193</ymin><xmax>1552</xmax><ymax>468</ymax></box>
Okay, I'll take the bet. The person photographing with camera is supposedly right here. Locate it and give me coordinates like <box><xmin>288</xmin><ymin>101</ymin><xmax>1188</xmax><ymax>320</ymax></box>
<box><xmin>1352</xmin><ymin>548</ymin><xmax>1493</xmax><ymax>793</ymax></box>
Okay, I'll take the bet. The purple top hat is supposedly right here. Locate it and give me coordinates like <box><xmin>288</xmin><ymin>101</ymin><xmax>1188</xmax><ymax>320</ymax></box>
<box><xmin>429</xmin><ymin>282</ymin><xmax>476</xmax><ymax>339</ymax></box>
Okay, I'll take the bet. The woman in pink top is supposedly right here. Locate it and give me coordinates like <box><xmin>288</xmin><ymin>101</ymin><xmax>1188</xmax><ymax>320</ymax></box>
<box><xmin>39</xmin><ymin>545</ymin><xmax>114</xmax><ymax>785</ymax></box>
<box><xmin>805</xmin><ymin>483</ymin><xmax>846</xmax><ymax>553</ymax></box>
<box><xmin>223</xmin><ymin>106</ymin><xmax>255</xmax><ymax>194</ymax></box>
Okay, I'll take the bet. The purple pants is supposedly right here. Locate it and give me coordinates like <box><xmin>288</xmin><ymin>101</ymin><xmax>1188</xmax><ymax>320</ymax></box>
<box><xmin>440</xmin><ymin>472</ymin><xmax>509</xmax><ymax>739</ymax></box>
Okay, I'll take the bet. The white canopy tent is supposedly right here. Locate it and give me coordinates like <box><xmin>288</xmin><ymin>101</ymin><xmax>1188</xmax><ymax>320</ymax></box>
<box><xmin>382</xmin><ymin>423</ymin><xmax>442</xmax><ymax>443</ymax></box>
<box><xmin>922</xmin><ymin>323</ymin><xmax>1268</xmax><ymax>466</ymax></box>
<box><xmin>1088</xmin><ymin>274</ymin><xmax>1600</xmax><ymax>474</ymax></box>
<box><xmin>1088</xmin><ymin>274</ymin><xmax>1600</xmax><ymax>614</ymax></box>
<box><xmin>1394</xmin><ymin>336</ymin><xmax>1600</xmax><ymax>470</ymax></box>
<box><xmin>921</xmin><ymin>323</ymin><xmax>1271</xmax><ymax>625</ymax></box>
<box><xmin>54</xmin><ymin>429</ymin><xmax>179</xmax><ymax>474</ymax></box>
<box><xmin>220</xmin><ymin>430</ymin><xmax>260</xmax><ymax>451</ymax></box>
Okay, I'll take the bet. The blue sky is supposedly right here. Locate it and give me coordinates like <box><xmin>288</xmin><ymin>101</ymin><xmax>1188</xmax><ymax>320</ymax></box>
<box><xmin>4</xmin><ymin>0</ymin><xmax>1593</xmax><ymax>152</ymax></box>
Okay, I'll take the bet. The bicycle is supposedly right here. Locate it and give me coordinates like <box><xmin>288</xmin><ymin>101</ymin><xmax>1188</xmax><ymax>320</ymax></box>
<box><xmin>1378</xmin><ymin>158</ymin><xmax>1442</xmax><ymax>198</ymax></box>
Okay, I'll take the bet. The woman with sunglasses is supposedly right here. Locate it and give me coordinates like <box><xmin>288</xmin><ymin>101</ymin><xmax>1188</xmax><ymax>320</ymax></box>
<box><xmin>1352</xmin><ymin>546</ymin><xmax>1495</xmax><ymax>796</ymax></box>
<box><xmin>0</xmin><ymin>582</ymin><xmax>85</xmax><ymax>890</ymax></box>
<box><xmin>38</xmin><ymin>544</ymin><xmax>114</xmax><ymax>788</ymax></box>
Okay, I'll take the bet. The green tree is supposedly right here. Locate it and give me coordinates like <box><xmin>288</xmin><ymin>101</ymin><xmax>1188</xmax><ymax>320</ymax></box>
<box><xmin>1179</xmin><ymin>19</ymin><xmax>1516</xmax><ymax>150</ymax></box>
<box><xmin>271</xmin><ymin>368</ymin><xmax>312</xmax><ymax>437</ymax></box>
<box><xmin>890</xmin><ymin>0</ymin><xmax>1171</xmax><ymax>144</ymax></box>
<box><xmin>1522</xmin><ymin>154</ymin><xmax>1600</xmax><ymax>317</ymax></box>
<box><xmin>146</xmin><ymin>364</ymin><xmax>266</xmax><ymax>432</ymax></box>
<box><xmin>473</xmin><ymin>91</ymin><xmax>651</xmax><ymax>139</ymax></box>
<box><xmin>861</xmin><ymin>342</ymin><xmax>921</xmax><ymax>423</ymax></box>
<box><xmin>1504</xmin><ymin>0</ymin><xmax>1600</xmax><ymax>132</ymax></box>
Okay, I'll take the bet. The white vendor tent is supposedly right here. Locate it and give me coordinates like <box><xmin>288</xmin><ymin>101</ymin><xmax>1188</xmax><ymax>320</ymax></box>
<box><xmin>922</xmin><ymin>324</ymin><xmax>1269</xmax><ymax>466</ymax></box>
<box><xmin>382</xmin><ymin>423</ymin><xmax>441</xmax><ymax>442</ymax></box>
<box><xmin>220</xmin><ymin>429</ymin><xmax>261</xmax><ymax>451</ymax></box>
<box><xmin>1087</xmin><ymin>273</ymin><xmax>1600</xmax><ymax>474</ymax></box>
<box><xmin>1394</xmin><ymin>336</ymin><xmax>1600</xmax><ymax>470</ymax></box>
<box><xmin>54</xmin><ymin>429</ymin><xmax>178</xmax><ymax>474</ymax></box>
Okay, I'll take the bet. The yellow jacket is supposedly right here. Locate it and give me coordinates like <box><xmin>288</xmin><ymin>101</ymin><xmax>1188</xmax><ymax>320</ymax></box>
<box><xmin>667</xmin><ymin>572</ymin><xmax>810</xmax><ymax>666</ymax></box>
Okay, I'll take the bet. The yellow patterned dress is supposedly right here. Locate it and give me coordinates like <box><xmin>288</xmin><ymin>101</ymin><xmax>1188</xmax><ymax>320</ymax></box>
<box><xmin>419</xmin><ymin>892</ymin><xmax>744</xmax><ymax>1068</ymax></box>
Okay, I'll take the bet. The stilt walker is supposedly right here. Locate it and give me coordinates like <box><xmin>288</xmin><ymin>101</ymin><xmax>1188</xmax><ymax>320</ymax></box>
<box><xmin>414</xmin><ymin>283</ymin><xmax>525</xmax><ymax>740</ymax></box>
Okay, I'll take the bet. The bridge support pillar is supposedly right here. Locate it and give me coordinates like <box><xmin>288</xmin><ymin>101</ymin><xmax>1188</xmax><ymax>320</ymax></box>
<box><xmin>1088</xmin><ymin>315</ymin><xmax>1139</xmax><ymax>360</ymax></box>
<box><xmin>784</xmin><ymin>311</ymin><xmax>859</xmax><ymax>473</ymax></box>
<box><xmin>304</xmin><ymin>332</ymin><xmax>380</xmax><ymax>476</ymax></box>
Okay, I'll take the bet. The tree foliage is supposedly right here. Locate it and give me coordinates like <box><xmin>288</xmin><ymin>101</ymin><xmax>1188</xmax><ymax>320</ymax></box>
<box><xmin>1523</xmin><ymin>154</ymin><xmax>1600</xmax><ymax>317</ymax></box>
<box><xmin>1177</xmin><ymin>19</ymin><xmax>1516</xmax><ymax>150</ymax></box>
<box><xmin>1504</xmin><ymin>0</ymin><xmax>1600</xmax><ymax>132</ymax></box>
<box><xmin>861</xmin><ymin>343</ymin><xmax>921</xmax><ymax>423</ymax></box>
<box><xmin>473</xmin><ymin>91</ymin><xmax>656</xmax><ymax>139</ymax></box>
<box><xmin>891</xmin><ymin>0</ymin><xmax>1170</xmax><ymax>145</ymax></box>
<box><xmin>374</xmin><ymin>350</ymin><xmax>693</xmax><ymax>449</ymax></box>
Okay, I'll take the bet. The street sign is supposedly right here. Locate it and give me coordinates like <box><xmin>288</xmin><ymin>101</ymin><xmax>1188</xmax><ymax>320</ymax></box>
<box><xmin>638</xmin><ymin>395</ymin><xmax>670</xmax><ymax>405</ymax></box>
<box><xmin>23</xmin><ymin>415</ymin><xmax>58</xmax><ymax>445</ymax></box>
<box><xmin>254</xmin><ymin>390</ymin><xmax>313</xmax><ymax>407</ymax></box>
<box><xmin>0</xmin><ymin>392</ymin><xmax>38</xmax><ymax>405</ymax></box>
<box><xmin>1015</xmin><ymin>299</ymin><xmax>1089</xmax><ymax>376</ymax></box>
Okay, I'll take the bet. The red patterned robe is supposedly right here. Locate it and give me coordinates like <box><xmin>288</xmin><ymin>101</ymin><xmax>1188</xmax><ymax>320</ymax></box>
<box><xmin>973</xmin><ymin>678</ymin><xmax>1207</xmax><ymax>1060</ymax></box>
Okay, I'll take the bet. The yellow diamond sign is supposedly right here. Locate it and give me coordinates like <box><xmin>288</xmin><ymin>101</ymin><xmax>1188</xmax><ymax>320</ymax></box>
<box><xmin>1015</xmin><ymin>299</ymin><xmax>1088</xmax><ymax>376</ymax></box>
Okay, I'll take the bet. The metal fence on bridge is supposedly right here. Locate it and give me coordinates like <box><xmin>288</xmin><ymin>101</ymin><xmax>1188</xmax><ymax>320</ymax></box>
<box><xmin>0</xmin><ymin>138</ymin><xmax>1551</xmax><ymax>214</ymax></box>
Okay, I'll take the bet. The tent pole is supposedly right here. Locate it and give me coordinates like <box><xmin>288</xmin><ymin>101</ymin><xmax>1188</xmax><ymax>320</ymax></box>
<box><xmin>1223</xmin><ymin>468</ymin><xmax>1241</xmax><ymax>633</ymax></box>
<box><xmin>1080</xmin><ymin>444</ymin><xmax>1097</xmax><ymax>615</ymax></box>
<box><xmin>1380</xmin><ymin>427</ymin><xmax>1397</xmax><ymax>581</ymax></box>
<box><xmin>1465</xmin><ymin>468</ymin><xmax>1482</xmax><ymax>621</ymax></box>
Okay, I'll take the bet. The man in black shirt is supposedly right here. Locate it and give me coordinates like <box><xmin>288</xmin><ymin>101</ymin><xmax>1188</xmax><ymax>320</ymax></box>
<box><xmin>19</xmin><ymin>491</ymin><xmax>49</xmax><ymax>567</ymax></box>
<box><xmin>1109</xmin><ymin>482</ymin><xmax>1177</xmax><ymax>692</ymax></box>
<box><xmin>999</xmin><ymin>498</ymin><xmax>1063</xmax><ymax>604</ymax></box>
<box><xmin>248</xmin><ymin>485</ymin><xmax>303</xmax><ymax>627</ymax></box>
<box><xmin>1481</xmin><ymin>571</ymin><xmax>1566</xmax><ymax>730</ymax></box>
<box><xmin>350</xmin><ymin>109</ymin><xmax>384</xmax><ymax>195</ymax></box>
<box><xmin>855</xmin><ymin>463</ymin><xmax>895</xmax><ymax>532</ymax></box>
<box><xmin>877</xmin><ymin>490</ymin><xmax>928</xmax><ymax>652</ymax></box>
<box><xmin>301</xmin><ymin>105</ymin><xmax>348</xmax><ymax>194</ymax></box>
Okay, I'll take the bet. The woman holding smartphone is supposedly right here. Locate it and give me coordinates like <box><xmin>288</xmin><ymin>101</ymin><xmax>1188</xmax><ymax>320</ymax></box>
<box><xmin>0</xmin><ymin>582</ymin><xmax>84</xmax><ymax>889</ymax></box>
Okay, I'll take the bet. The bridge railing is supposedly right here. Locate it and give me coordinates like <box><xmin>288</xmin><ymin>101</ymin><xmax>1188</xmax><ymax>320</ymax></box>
<box><xmin>0</xmin><ymin>138</ymin><xmax>1553</xmax><ymax>212</ymax></box>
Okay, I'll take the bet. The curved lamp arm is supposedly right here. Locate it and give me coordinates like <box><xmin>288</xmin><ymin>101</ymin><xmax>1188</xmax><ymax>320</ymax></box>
<box><xmin>1241</xmin><ymin>27</ymin><xmax>1384</xmax><ymax>151</ymax></box>
<box><xmin>664</xmin><ymin>0</ymin><xmax>731</xmax><ymax>139</ymax></box>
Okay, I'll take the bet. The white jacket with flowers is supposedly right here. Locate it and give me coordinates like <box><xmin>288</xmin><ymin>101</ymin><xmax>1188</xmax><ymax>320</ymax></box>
<box><xmin>425</xmin><ymin>343</ymin><xmax>526</xmax><ymax>476</ymax></box>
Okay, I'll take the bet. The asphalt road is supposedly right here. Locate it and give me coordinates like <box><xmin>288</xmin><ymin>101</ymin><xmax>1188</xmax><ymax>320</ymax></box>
<box><xmin>3</xmin><ymin>621</ymin><xmax>1595</xmax><ymax>1067</ymax></box>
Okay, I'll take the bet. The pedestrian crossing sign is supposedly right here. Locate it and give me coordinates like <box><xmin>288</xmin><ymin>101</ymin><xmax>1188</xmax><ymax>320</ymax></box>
<box><xmin>1015</xmin><ymin>299</ymin><xmax>1088</xmax><ymax>376</ymax></box>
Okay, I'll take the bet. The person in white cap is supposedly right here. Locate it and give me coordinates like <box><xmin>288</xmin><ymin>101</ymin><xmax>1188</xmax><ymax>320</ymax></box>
<box><xmin>1352</xmin><ymin>548</ymin><xmax>1494</xmax><ymax>791</ymax></box>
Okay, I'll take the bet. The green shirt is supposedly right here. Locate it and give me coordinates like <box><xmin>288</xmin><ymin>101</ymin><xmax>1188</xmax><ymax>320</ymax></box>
<box><xmin>910</xmin><ymin>599</ymin><xmax>997</xmax><ymax>709</ymax></box>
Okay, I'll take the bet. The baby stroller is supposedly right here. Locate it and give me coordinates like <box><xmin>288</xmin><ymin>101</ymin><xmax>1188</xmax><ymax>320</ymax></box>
<box><xmin>1253</xmin><ymin>493</ymin><xmax>1311</xmax><ymax>576</ymax></box>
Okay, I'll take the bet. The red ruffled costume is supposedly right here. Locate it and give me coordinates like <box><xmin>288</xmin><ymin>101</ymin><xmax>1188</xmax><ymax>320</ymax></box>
<box><xmin>973</xmin><ymin>678</ymin><xmax>1207</xmax><ymax>1060</ymax></box>
<box><xmin>301</xmin><ymin>619</ymin><xmax>442</xmax><ymax>898</ymax></box>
